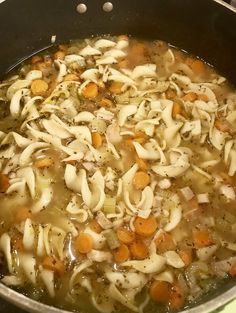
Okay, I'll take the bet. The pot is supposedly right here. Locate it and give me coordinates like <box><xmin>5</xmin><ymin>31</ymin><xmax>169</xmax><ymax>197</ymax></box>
<box><xmin>0</xmin><ymin>0</ymin><xmax>236</xmax><ymax>312</ymax></box>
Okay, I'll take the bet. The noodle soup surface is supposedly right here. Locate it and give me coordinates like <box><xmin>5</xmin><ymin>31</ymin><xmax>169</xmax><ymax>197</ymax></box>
<box><xmin>0</xmin><ymin>35</ymin><xmax>236</xmax><ymax>312</ymax></box>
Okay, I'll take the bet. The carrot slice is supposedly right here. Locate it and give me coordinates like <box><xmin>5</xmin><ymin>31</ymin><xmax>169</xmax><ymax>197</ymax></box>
<box><xmin>191</xmin><ymin>59</ymin><xmax>205</xmax><ymax>75</ymax></box>
<box><xmin>150</xmin><ymin>280</ymin><xmax>171</xmax><ymax>304</ymax></box>
<box><xmin>99</xmin><ymin>98</ymin><xmax>113</xmax><ymax>108</ymax></box>
<box><xmin>114</xmin><ymin>244</ymin><xmax>130</xmax><ymax>263</ymax></box>
<box><xmin>31</xmin><ymin>79</ymin><xmax>49</xmax><ymax>96</ymax></box>
<box><xmin>155</xmin><ymin>232</ymin><xmax>176</xmax><ymax>253</ymax></box>
<box><xmin>172</xmin><ymin>102</ymin><xmax>182</xmax><ymax>118</ymax></box>
<box><xmin>123</xmin><ymin>139</ymin><xmax>135</xmax><ymax>151</ymax></box>
<box><xmin>178</xmin><ymin>249</ymin><xmax>193</xmax><ymax>267</ymax></box>
<box><xmin>117</xmin><ymin>59</ymin><xmax>129</xmax><ymax>69</ymax></box>
<box><xmin>192</xmin><ymin>229</ymin><xmax>212</xmax><ymax>248</ymax></box>
<box><xmin>220</xmin><ymin>172</ymin><xmax>233</xmax><ymax>185</ymax></box>
<box><xmin>109</xmin><ymin>82</ymin><xmax>123</xmax><ymax>94</ymax></box>
<box><xmin>34</xmin><ymin>157</ymin><xmax>54</xmax><ymax>168</ymax></box>
<box><xmin>44</xmin><ymin>56</ymin><xmax>53</xmax><ymax>67</ymax></box>
<box><xmin>169</xmin><ymin>284</ymin><xmax>185</xmax><ymax>310</ymax></box>
<box><xmin>214</xmin><ymin>119</ymin><xmax>231</xmax><ymax>132</ymax></box>
<box><xmin>13</xmin><ymin>237</ymin><xmax>24</xmax><ymax>252</ymax></box>
<box><xmin>182</xmin><ymin>92</ymin><xmax>197</xmax><ymax>102</ymax></box>
<box><xmin>134</xmin><ymin>216</ymin><xmax>158</xmax><ymax>237</ymax></box>
<box><xmin>74</xmin><ymin>233</ymin><xmax>93</xmax><ymax>254</ymax></box>
<box><xmin>133</xmin><ymin>171</ymin><xmax>150</xmax><ymax>190</ymax></box>
<box><xmin>42</xmin><ymin>256</ymin><xmax>65</xmax><ymax>275</ymax></box>
<box><xmin>229</xmin><ymin>263</ymin><xmax>236</xmax><ymax>277</ymax></box>
<box><xmin>166</xmin><ymin>88</ymin><xmax>177</xmax><ymax>100</ymax></box>
<box><xmin>92</xmin><ymin>132</ymin><xmax>103</xmax><ymax>148</ymax></box>
<box><xmin>64</xmin><ymin>73</ymin><xmax>79</xmax><ymax>81</ymax></box>
<box><xmin>31</xmin><ymin>55</ymin><xmax>43</xmax><ymax>64</ymax></box>
<box><xmin>89</xmin><ymin>219</ymin><xmax>103</xmax><ymax>234</ymax></box>
<box><xmin>130</xmin><ymin>240</ymin><xmax>149</xmax><ymax>260</ymax></box>
<box><xmin>116</xmin><ymin>227</ymin><xmax>135</xmax><ymax>245</ymax></box>
<box><xmin>54</xmin><ymin>50</ymin><xmax>65</xmax><ymax>60</ymax></box>
<box><xmin>135</xmin><ymin>155</ymin><xmax>148</xmax><ymax>171</ymax></box>
<box><xmin>198</xmin><ymin>94</ymin><xmax>209</xmax><ymax>102</ymax></box>
<box><xmin>0</xmin><ymin>173</ymin><xmax>10</xmax><ymax>192</ymax></box>
<box><xmin>81</xmin><ymin>82</ymin><xmax>98</xmax><ymax>99</ymax></box>
<box><xmin>15</xmin><ymin>207</ymin><xmax>32</xmax><ymax>223</ymax></box>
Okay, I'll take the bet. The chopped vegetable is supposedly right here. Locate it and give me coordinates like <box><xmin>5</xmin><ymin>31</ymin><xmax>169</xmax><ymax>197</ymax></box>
<box><xmin>172</xmin><ymin>102</ymin><xmax>182</xmax><ymax>118</ymax></box>
<box><xmin>198</xmin><ymin>94</ymin><xmax>209</xmax><ymax>102</ymax></box>
<box><xmin>114</xmin><ymin>244</ymin><xmax>130</xmax><ymax>263</ymax></box>
<box><xmin>155</xmin><ymin>232</ymin><xmax>176</xmax><ymax>253</ymax></box>
<box><xmin>190</xmin><ymin>59</ymin><xmax>205</xmax><ymax>75</ymax></box>
<box><xmin>169</xmin><ymin>284</ymin><xmax>185</xmax><ymax>310</ymax></box>
<box><xmin>215</xmin><ymin>119</ymin><xmax>231</xmax><ymax>133</ymax></box>
<box><xmin>133</xmin><ymin>171</ymin><xmax>150</xmax><ymax>190</ymax></box>
<box><xmin>81</xmin><ymin>82</ymin><xmax>98</xmax><ymax>99</ymax></box>
<box><xmin>64</xmin><ymin>73</ymin><xmax>79</xmax><ymax>81</ymax></box>
<box><xmin>31</xmin><ymin>79</ymin><xmax>49</xmax><ymax>96</ymax></box>
<box><xmin>130</xmin><ymin>240</ymin><xmax>149</xmax><ymax>260</ymax></box>
<box><xmin>42</xmin><ymin>256</ymin><xmax>65</xmax><ymax>275</ymax></box>
<box><xmin>150</xmin><ymin>280</ymin><xmax>171</xmax><ymax>304</ymax></box>
<box><xmin>74</xmin><ymin>233</ymin><xmax>93</xmax><ymax>254</ymax></box>
<box><xmin>135</xmin><ymin>155</ymin><xmax>148</xmax><ymax>171</ymax></box>
<box><xmin>104</xmin><ymin>229</ymin><xmax>120</xmax><ymax>250</ymax></box>
<box><xmin>0</xmin><ymin>173</ymin><xmax>10</xmax><ymax>192</ymax></box>
<box><xmin>13</xmin><ymin>237</ymin><xmax>24</xmax><ymax>252</ymax></box>
<box><xmin>34</xmin><ymin>157</ymin><xmax>54</xmax><ymax>168</ymax></box>
<box><xmin>54</xmin><ymin>50</ymin><xmax>65</xmax><ymax>60</ymax></box>
<box><xmin>89</xmin><ymin>219</ymin><xmax>103</xmax><ymax>233</ymax></box>
<box><xmin>192</xmin><ymin>229</ymin><xmax>213</xmax><ymax>248</ymax></box>
<box><xmin>92</xmin><ymin>132</ymin><xmax>103</xmax><ymax>148</ymax></box>
<box><xmin>116</xmin><ymin>227</ymin><xmax>135</xmax><ymax>245</ymax></box>
<box><xmin>99</xmin><ymin>98</ymin><xmax>113</xmax><ymax>108</ymax></box>
<box><xmin>15</xmin><ymin>207</ymin><xmax>32</xmax><ymax>223</ymax></box>
<box><xmin>229</xmin><ymin>263</ymin><xmax>236</xmax><ymax>277</ymax></box>
<box><xmin>103</xmin><ymin>197</ymin><xmax>116</xmax><ymax>214</ymax></box>
<box><xmin>182</xmin><ymin>92</ymin><xmax>197</xmax><ymax>102</ymax></box>
<box><xmin>178</xmin><ymin>249</ymin><xmax>193</xmax><ymax>267</ymax></box>
<box><xmin>109</xmin><ymin>82</ymin><xmax>123</xmax><ymax>94</ymax></box>
<box><xmin>134</xmin><ymin>216</ymin><xmax>158</xmax><ymax>237</ymax></box>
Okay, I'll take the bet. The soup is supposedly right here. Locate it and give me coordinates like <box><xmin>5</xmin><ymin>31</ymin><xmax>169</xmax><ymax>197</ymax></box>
<box><xmin>0</xmin><ymin>35</ymin><xmax>235</xmax><ymax>313</ymax></box>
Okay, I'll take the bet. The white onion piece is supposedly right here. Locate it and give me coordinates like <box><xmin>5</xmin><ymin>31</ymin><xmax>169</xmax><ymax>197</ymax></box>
<box><xmin>94</xmin><ymin>39</ymin><xmax>116</xmax><ymax>49</ymax></box>
<box><xmin>80</xmin><ymin>45</ymin><xmax>101</xmax><ymax>56</ymax></box>
<box><xmin>121</xmin><ymin>254</ymin><xmax>166</xmax><ymax>274</ymax></box>
<box><xmin>154</xmin><ymin>270</ymin><xmax>174</xmax><ymax>284</ymax></box>
<box><xmin>164</xmin><ymin>251</ymin><xmax>185</xmax><ymax>268</ymax></box>
<box><xmin>196</xmin><ymin>245</ymin><xmax>218</xmax><ymax>261</ymax></box>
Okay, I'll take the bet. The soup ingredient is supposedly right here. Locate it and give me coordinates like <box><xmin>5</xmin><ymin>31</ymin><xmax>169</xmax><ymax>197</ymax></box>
<box><xmin>150</xmin><ymin>280</ymin><xmax>171</xmax><ymax>304</ymax></box>
<box><xmin>134</xmin><ymin>216</ymin><xmax>158</xmax><ymax>237</ymax></box>
<box><xmin>74</xmin><ymin>233</ymin><xmax>94</xmax><ymax>254</ymax></box>
<box><xmin>114</xmin><ymin>244</ymin><xmax>130</xmax><ymax>263</ymax></box>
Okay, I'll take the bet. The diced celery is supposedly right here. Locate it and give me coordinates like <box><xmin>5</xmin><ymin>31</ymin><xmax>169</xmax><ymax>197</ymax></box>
<box><xmin>103</xmin><ymin>197</ymin><xmax>116</xmax><ymax>214</ymax></box>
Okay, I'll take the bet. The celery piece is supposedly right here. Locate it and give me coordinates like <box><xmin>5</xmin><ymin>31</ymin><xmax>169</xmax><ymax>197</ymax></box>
<box><xmin>103</xmin><ymin>197</ymin><xmax>116</xmax><ymax>214</ymax></box>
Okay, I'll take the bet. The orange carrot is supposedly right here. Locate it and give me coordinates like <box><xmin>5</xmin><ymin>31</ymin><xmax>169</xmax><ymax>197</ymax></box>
<box><xmin>64</xmin><ymin>73</ymin><xmax>79</xmax><ymax>81</ymax></box>
<box><xmin>34</xmin><ymin>157</ymin><xmax>54</xmax><ymax>168</ymax></box>
<box><xmin>166</xmin><ymin>88</ymin><xmax>177</xmax><ymax>100</ymax></box>
<box><xmin>42</xmin><ymin>256</ymin><xmax>65</xmax><ymax>275</ymax></box>
<box><xmin>123</xmin><ymin>139</ymin><xmax>135</xmax><ymax>151</ymax></box>
<box><xmin>220</xmin><ymin>172</ymin><xmax>233</xmax><ymax>185</ymax></box>
<box><xmin>54</xmin><ymin>50</ymin><xmax>65</xmax><ymax>60</ymax></box>
<box><xmin>172</xmin><ymin>102</ymin><xmax>182</xmax><ymax>118</ymax></box>
<box><xmin>134</xmin><ymin>216</ymin><xmax>158</xmax><ymax>237</ymax></box>
<box><xmin>130</xmin><ymin>240</ymin><xmax>149</xmax><ymax>260</ymax></box>
<box><xmin>214</xmin><ymin>119</ymin><xmax>231</xmax><ymax>132</ymax></box>
<box><xmin>182</xmin><ymin>92</ymin><xmax>197</xmax><ymax>102</ymax></box>
<box><xmin>114</xmin><ymin>244</ymin><xmax>130</xmax><ymax>263</ymax></box>
<box><xmin>92</xmin><ymin>132</ymin><xmax>103</xmax><ymax>148</ymax></box>
<box><xmin>229</xmin><ymin>263</ymin><xmax>236</xmax><ymax>277</ymax></box>
<box><xmin>81</xmin><ymin>82</ymin><xmax>98</xmax><ymax>99</ymax></box>
<box><xmin>31</xmin><ymin>55</ymin><xmax>43</xmax><ymax>64</ymax></box>
<box><xmin>109</xmin><ymin>82</ymin><xmax>123</xmax><ymax>94</ymax></box>
<box><xmin>169</xmin><ymin>284</ymin><xmax>185</xmax><ymax>310</ymax></box>
<box><xmin>198</xmin><ymin>94</ymin><xmax>209</xmax><ymax>102</ymax></box>
<box><xmin>116</xmin><ymin>227</ymin><xmax>135</xmax><ymax>245</ymax></box>
<box><xmin>58</xmin><ymin>44</ymin><xmax>68</xmax><ymax>51</ymax></box>
<box><xmin>0</xmin><ymin>173</ymin><xmax>10</xmax><ymax>192</ymax></box>
<box><xmin>31</xmin><ymin>79</ymin><xmax>49</xmax><ymax>96</ymax></box>
<box><xmin>99</xmin><ymin>98</ymin><xmax>113</xmax><ymax>108</ymax></box>
<box><xmin>178</xmin><ymin>249</ymin><xmax>193</xmax><ymax>267</ymax></box>
<box><xmin>135</xmin><ymin>155</ymin><xmax>148</xmax><ymax>171</ymax></box>
<box><xmin>13</xmin><ymin>237</ymin><xmax>24</xmax><ymax>252</ymax></box>
<box><xmin>15</xmin><ymin>207</ymin><xmax>32</xmax><ymax>223</ymax></box>
<box><xmin>192</xmin><ymin>229</ymin><xmax>212</xmax><ymax>248</ymax></box>
<box><xmin>155</xmin><ymin>232</ymin><xmax>176</xmax><ymax>253</ymax></box>
<box><xmin>89</xmin><ymin>219</ymin><xmax>103</xmax><ymax>234</ymax></box>
<box><xmin>133</xmin><ymin>171</ymin><xmax>150</xmax><ymax>190</ymax></box>
<box><xmin>191</xmin><ymin>59</ymin><xmax>205</xmax><ymax>75</ymax></box>
<box><xmin>117</xmin><ymin>59</ymin><xmax>129</xmax><ymax>69</ymax></box>
<box><xmin>150</xmin><ymin>280</ymin><xmax>171</xmax><ymax>304</ymax></box>
<box><xmin>74</xmin><ymin>233</ymin><xmax>93</xmax><ymax>254</ymax></box>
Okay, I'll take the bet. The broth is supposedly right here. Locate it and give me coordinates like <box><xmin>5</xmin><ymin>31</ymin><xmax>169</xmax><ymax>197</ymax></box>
<box><xmin>0</xmin><ymin>35</ymin><xmax>235</xmax><ymax>313</ymax></box>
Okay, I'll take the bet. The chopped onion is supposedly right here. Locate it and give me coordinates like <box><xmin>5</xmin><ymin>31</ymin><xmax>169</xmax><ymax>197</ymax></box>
<box><xmin>180</xmin><ymin>187</ymin><xmax>194</xmax><ymax>201</ymax></box>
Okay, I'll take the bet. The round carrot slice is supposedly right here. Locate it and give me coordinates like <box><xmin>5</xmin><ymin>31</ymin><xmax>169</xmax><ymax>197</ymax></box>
<box><xmin>130</xmin><ymin>241</ymin><xmax>149</xmax><ymax>260</ymax></box>
<box><xmin>169</xmin><ymin>284</ymin><xmax>185</xmax><ymax>310</ymax></box>
<box><xmin>74</xmin><ymin>233</ymin><xmax>93</xmax><ymax>254</ymax></box>
<box><xmin>114</xmin><ymin>244</ymin><xmax>130</xmax><ymax>263</ymax></box>
<box><xmin>116</xmin><ymin>227</ymin><xmax>135</xmax><ymax>245</ymax></box>
<box><xmin>42</xmin><ymin>256</ymin><xmax>65</xmax><ymax>275</ymax></box>
<box><xmin>134</xmin><ymin>216</ymin><xmax>158</xmax><ymax>237</ymax></box>
<box><xmin>133</xmin><ymin>171</ymin><xmax>150</xmax><ymax>190</ymax></box>
<box><xmin>150</xmin><ymin>280</ymin><xmax>171</xmax><ymax>304</ymax></box>
<box><xmin>81</xmin><ymin>82</ymin><xmax>98</xmax><ymax>99</ymax></box>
